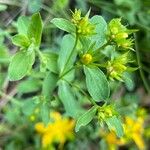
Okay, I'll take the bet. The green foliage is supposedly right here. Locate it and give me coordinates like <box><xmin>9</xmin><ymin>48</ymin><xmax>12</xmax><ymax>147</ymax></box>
<box><xmin>42</xmin><ymin>72</ymin><xmax>58</xmax><ymax>99</ymax></box>
<box><xmin>106</xmin><ymin>116</ymin><xmax>124</xmax><ymax>137</ymax></box>
<box><xmin>6</xmin><ymin>9</ymin><xmax>138</xmax><ymax>140</ymax></box>
<box><xmin>8</xmin><ymin>50</ymin><xmax>35</xmax><ymax>81</ymax></box>
<box><xmin>84</xmin><ymin>66</ymin><xmax>110</xmax><ymax>102</ymax></box>
<box><xmin>51</xmin><ymin>18</ymin><xmax>76</xmax><ymax>33</ymax></box>
<box><xmin>8</xmin><ymin>13</ymin><xmax>43</xmax><ymax>81</ymax></box>
<box><xmin>1</xmin><ymin>2</ymin><xmax>148</xmax><ymax>149</ymax></box>
<box><xmin>90</xmin><ymin>15</ymin><xmax>107</xmax><ymax>47</ymax></box>
<box><xmin>27</xmin><ymin>13</ymin><xmax>43</xmax><ymax>47</ymax></box>
<box><xmin>75</xmin><ymin>106</ymin><xmax>98</xmax><ymax>132</ymax></box>
<box><xmin>17</xmin><ymin>78</ymin><xmax>41</xmax><ymax>94</ymax></box>
<box><xmin>58</xmin><ymin>34</ymin><xmax>76</xmax><ymax>73</ymax></box>
<box><xmin>12</xmin><ymin>34</ymin><xmax>30</xmax><ymax>48</ymax></box>
<box><xmin>17</xmin><ymin>16</ymin><xmax>30</xmax><ymax>35</ymax></box>
<box><xmin>42</xmin><ymin>52</ymin><xmax>58</xmax><ymax>73</ymax></box>
<box><xmin>58</xmin><ymin>81</ymin><xmax>80</xmax><ymax>118</ymax></box>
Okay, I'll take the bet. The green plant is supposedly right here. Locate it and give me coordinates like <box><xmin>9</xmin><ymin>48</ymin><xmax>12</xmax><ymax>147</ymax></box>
<box><xmin>7</xmin><ymin>9</ymin><xmax>137</xmax><ymax>142</ymax></box>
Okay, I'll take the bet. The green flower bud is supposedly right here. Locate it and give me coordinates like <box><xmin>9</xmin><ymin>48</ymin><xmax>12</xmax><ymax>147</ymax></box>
<box><xmin>116</xmin><ymin>32</ymin><xmax>128</xmax><ymax>39</ymax></box>
<box><xmin>111</xmin><ymin>27</ymin><xmax>119</xmax><ymax>34</ymax></box>
<box><xmin>71</xmin><ymin>9</ymin><xmax>81</xmax><ymax>25</ymax></box>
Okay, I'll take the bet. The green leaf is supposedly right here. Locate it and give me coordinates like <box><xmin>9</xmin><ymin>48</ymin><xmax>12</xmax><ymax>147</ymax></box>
<box><xmin>22</xmin><ymin>98</ymin><xmax>37</xmax><ymax>116</ymax></box>
<box><xmin>43</xmin><ymin>52</ymin><xmax>58</xmax><ymax>73</ymax></box>
<box><xmin>106</xmin><ymin>116</ymin><xmax>124</xmax><ymax>137</ymax></box>
<box><xmin>75</xmin><ymin>106</ymin><xmax>98</xmax><ymax>132</ymax></box>
<box><xmin>0</xmin><ymin>4</ymin><xmax>7</xmax><ymax>11</ymax></box>
<box><xmin>58</xmin><ymin>81</ymin><xmax>80</xmax><ymax>118</ymax></box>
<box><xmin>8</xmin><ymin>50</ymin><xmax>35</xmax><ymax>81</ymax></box>
<box><xmin>90</xmin><ymin>15</ymin><xmax>107</xmax><ymax>48</ymax></box>
<box><xmin>40</xmin><ymin>103</ymin><xmax>50</xmax><ymax>125</ymax></box>
<box><xmin>51</xmin><ymin>18</ymin><xmax>76</xmax><ymax>33</ymax></box>
<box><xmin>0</xmin><ymin>73</ymin><xmax>5</xmax><ymax>89</ymax></box>
<box><xmin>17</xmin><ymin>78</ymin><xmax>41</xmax><ymax>94</ymax></box>
<box><xmin>28</xmin><ymin>13</ymin><xmax>43</xmax><ymax>47</ymax></box>
<box><xmin>17</xmin><ymin>16</ymin><xmax>30</xmax><ymax>35</ymax></box>
<box><xmin>84</xmin><ymin>66</ymin><xmax>110</xmax><ymax>102</ymax></box>
<box><xmin>12</xmin><ymin>34</ymin><xmax>30</xmax><ymax>48</ymax></box>
<box><xmin>0</xmin><ymin>45</ymin><xmax>9</xmax><ymax>64</ymax></box>
<box><xmin>58</xmin><ymin>34</ymin><xmax>76</xmax><ymax>73</ymax></box>
<box><xmin>42</xmin><ymin>72</ymin><xmax>58</xmax><ymax>99</ymax></box>
<box><xmin>122</xmin><ymin>72</ymin><xmax>135</xmax><ymax>91</ymax></box>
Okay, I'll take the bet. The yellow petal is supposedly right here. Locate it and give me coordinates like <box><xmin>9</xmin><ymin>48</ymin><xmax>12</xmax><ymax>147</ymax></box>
<box><xmin>35</xmin><ymin>122</ymin><xmax>45</xmax><ymax>134</ymax></box>
<box><xmin>42</xmin><ymin>133</ymin><xmax>54</xmax><ymax>148</ymax></box>
<box><xmin>132</xmin><ymin>133</ymin><xmax>145</xmax><ymax>150</ymax></box>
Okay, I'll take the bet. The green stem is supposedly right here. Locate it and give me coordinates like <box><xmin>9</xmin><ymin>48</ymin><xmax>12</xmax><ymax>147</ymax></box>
<box><xmin>59</xmin><ymin>34</ymin><xmax>79</xmax><ymax>78</ymax></box>
<box><xmin>134</xmin><ymin>33</ymin><xmax>150</xmax><ymax>94</ymax></box>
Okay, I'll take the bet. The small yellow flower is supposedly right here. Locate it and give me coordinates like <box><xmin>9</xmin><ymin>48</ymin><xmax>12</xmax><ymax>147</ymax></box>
<box><xmin>71</xmin><ymin>9</ymin><xmax>81</xmax><ymax>25</ymax></box>
<box><xmin>35</xmin><ymin>122</ymin><xmax>46</xmax><ymax>134</ymax></box>
<box><xmin>98</xmin><ymin>105</ymin><xmax>117</xmax><ymax>123</ymax></box>
<box><xmin>104</xmin><ymin>131</ymin><xmax>125</xmax><ymax>150</ymax></box>
<box><xmin>108</xmin><ymin>18</ymin><xmax>136</xmax><ymax>50</ymax></box>
<box><xmin>71</xmin><ymin>9</ymin><xmax>95</xmax><ymax>36</ymax></box>
<box><xmin>107</xmin><ymin>53</ymin><xmax>129</xmax><ymax>81</ymax></box>
<box><xmin>35</xmin><ymin>112</ymin><xmax>75</xmax><ymax>148</ymax></box>
<box><xmin>81</xmin><ymin>53</ymin><xmax>93</xmax><ymax>64</ymax></box>
<box><xmin>123</xmin><ymin>117</ymin><xmax>145</xmax><ymax>150</ymax></box>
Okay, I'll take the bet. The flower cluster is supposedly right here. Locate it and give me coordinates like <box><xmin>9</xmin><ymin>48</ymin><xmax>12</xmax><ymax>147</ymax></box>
<box><xmin>108</xmin><ymin>18</ymin><xmax>136</xmax><ymax>50</ymax></box>
<box><xmin>98</xmin><ymin>105</ymin><xmax>117</xmax><ymax>123</ymax></box>
<box><xmin>71</xmin><ymin>9</ymin><xmax>95</xmax><ymax>36</ymax></box>
<box><xmin>35</xmin><ymin>112</ymin><xmax>75</xmax><ymax>148</ymax></box>
<box><xmin>106</xmin><ymin>53</ymin><xmax>129</xmax><ymax>81</ymax></box>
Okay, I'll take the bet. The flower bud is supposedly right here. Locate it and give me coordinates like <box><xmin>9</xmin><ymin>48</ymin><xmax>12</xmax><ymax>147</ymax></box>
<box><xmin>71</xmin><ymin>9</ymin><xmax>95</xmax><ymax>36</ymax></box>
<box><xmin>81</xmin><ymin>53</ymin><xmax>93</xmax><ymax>64</ymax></box>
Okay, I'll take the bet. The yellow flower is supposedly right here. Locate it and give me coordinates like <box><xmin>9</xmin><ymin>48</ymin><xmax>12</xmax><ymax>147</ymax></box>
<box><xmin>98</xmin><ymin>105</ymin><xmax>118</xmax><ymax>124</ymax></box>
<box><xmin>123</xmin><ymin>117</ymin><xmax>145</xmax><ymax>150</ymax></box>
<box><xmin>35</xmin><ymin>112</ymin><xmax>75</xmax><ymax>148</ymax></box>
<box><xmin>104</xmin><ymin>131</ymin><xmax>125</xmax><ymax>150</ymax></box>
<box><xmin>71</xmin><ymin>9</ymin><xmax>95</xmax><ymax>36</ymax></box>
<box><xmin>108</xmin><ymin>18</ymin><xmax>136</xmax><ymax>50</ymax></box>
<box><xmin>35</xmin><ymin>122</ymin><xmax>46</xmax><ymax>134</ymax></box>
